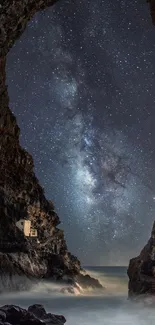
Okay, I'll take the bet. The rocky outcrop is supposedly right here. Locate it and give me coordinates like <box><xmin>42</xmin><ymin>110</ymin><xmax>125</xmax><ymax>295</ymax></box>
<box><xmin>0</xmin><ymin>1</ymin><xmax>103</xmax><ymax>292</ymax></box>
<box><xmin>147</xmin><ymin>0</ymin><xmax>155</xmax><ymax>25</ymax></box>
<box><xmin>0</xmin><ymin>303</ymin><xmax>66</xmax><ymax>325</ymax></box>
<box><xmin>127</xmin><ymin>221</ymin><xmax>155</xmax><ymax>298</ymax></box>
<box><xmin>127</xmin><ymin>3</ymin><xmax>155</xmax><ymax>299</ymax></box>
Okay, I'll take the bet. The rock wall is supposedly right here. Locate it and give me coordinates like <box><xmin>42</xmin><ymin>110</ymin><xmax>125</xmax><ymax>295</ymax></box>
<box><xmin>128</xmin><ymin>221</ymin><xmax>155</xmax><ymax>297</ymax></box>
<box><xmin>0</xmin><ymin>1</ymin><xmax>102</xmax><ymax>291</ymax></box>
<box><xmin>127</xmin><ymin>1</ymin><xmax>155</xmax><ymax>299</ymax></box>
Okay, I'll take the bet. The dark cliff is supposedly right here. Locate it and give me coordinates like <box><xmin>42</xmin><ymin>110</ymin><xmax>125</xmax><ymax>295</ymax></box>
<box><xmin>0</xmin><ymin>1</ymin><xmax>102</xmax><ymax>292</ymax></box>
<box><xmin>127</xmin><ymin>1</ymin><xmax>155</xmax><ymax>299</ymax></box>
<box><xmin>128</xmin><ymin>221</ymin><xmax>155</xmax><ymax>297</ymax></box>
<box><xmin>147</xmin><ymin>0</ymin><xmax>155</xmax><ymax>25</ymax></box>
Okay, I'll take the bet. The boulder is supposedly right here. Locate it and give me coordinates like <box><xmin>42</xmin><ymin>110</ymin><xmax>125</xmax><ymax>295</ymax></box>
<box><xmin>28</xmin><ymin>304</ymin><xmax>66</xmax><ymax>324</ymax></box>
<box><xmin>0</xmin><ymin>304</ymin><xmax>66</xmax><ymax>325</ymax></box>
<box><xmin>28</xmin><ymin>304</ymin><xmax>47</xmax><ymax>319</ymax></box>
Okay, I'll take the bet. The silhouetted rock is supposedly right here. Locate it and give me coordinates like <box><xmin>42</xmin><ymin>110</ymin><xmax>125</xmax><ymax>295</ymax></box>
<box><xmin>28</xmin><ymin>304</ymin><xmax>66</xmax><ymax>324</ymax></box>
<box><xmin>0</xmin><ymin>1</ymin><xmax>102</xmax><ymax>293</ymax></box>
<box><xmin>147</xmin><ymin>0</ymin><xmax>155</xmax><ymax>25</ymax></box>
<box><xmin>28</xmin><ymin>304</ymin><xmax>47</xmax><ymax>320</ymax></box>
<box><xmin>128</xmin><ymin>221</ymin><xmax>155</xmax><ymax>298</ymax></box>
<box><xmin>0</xmin><ymin>304</ymin><xmax>66</xmax><ymax>325</ymax></box>
<box><xmin>0</xmin><ymin>311</ymin><xmax>6</xmax><ymax>322</ymax></box>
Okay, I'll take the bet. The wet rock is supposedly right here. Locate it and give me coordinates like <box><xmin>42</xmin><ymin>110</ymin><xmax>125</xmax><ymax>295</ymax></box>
<box><xmin>28</xmin><ymin>304</ymin><xmax>47</xmax><ymax>319</ymax></box>
<box><xmin>0</xmin><ymin>304</ymin><xmax>66</xmax><ymax>325</ymax></box>
<box><xmin>1</xmin><ymin>305</ymin><xmax>27</xmax><ymax>324</ymax></box>
<box><xmin>18</xmin><ymin>314</ymin><xmax>43</xmax><ymax>325</ymax></box>
<box><xmin>28</xmin><ymin>304</ymin><xmax>66</xmax><ymax>324</ymax></box>
<box><xmin>76</xmin><ymin>273</ymin><xmax>103</xmax><ymax>290</ymax></box>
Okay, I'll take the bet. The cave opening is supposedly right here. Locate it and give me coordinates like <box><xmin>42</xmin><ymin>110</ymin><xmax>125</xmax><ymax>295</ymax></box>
<box><xmin>5</xmin><ymin>0</ymin><xmax>155</xmax><ymax>266</ymax></box>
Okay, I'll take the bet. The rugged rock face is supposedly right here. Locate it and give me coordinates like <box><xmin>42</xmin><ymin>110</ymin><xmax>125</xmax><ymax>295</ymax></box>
<box><xmin>0</xmin><ymin>1</ymin><xmax>102</xmax><ymax>291</ymax></box>
<box><xmin>127</xmin><ymin>1</ymin><xmax>155</xmax><ymax>300</ymax></box>
<box><xmin>128</xmin><ymin>221</ymin><xmax>155</xmax><ymax>297</ymax></box>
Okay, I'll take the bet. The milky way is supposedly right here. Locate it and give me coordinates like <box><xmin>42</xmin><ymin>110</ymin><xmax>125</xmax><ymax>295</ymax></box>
<box><xmin>6</xmin><ymin>0</ymin><xmax>155</xmax><ymax>265</ymax></box>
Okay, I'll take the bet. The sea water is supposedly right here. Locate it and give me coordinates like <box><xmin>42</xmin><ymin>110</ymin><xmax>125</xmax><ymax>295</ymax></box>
<box><xmin>0</xmin><ymin>266</ymin><xmax>154</xmax><ymax>325</ymax></box>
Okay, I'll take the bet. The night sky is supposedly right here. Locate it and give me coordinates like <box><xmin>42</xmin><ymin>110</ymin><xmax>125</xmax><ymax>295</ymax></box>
<box><xmin>6</xmin><ymin>0</ymin><xmax>155</xmax><ymax>265</ymax></box>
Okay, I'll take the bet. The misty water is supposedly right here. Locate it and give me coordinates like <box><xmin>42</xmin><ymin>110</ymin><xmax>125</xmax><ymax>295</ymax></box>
<box><xmin>0</xmin><ymin>267</ymin><xmax>154</xmax><ymax>325</ymax></box>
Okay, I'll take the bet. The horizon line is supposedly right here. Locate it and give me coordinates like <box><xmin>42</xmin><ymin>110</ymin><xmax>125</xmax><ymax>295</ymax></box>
<box><xmin>83</xmin><ymin>265</ymin><xmax>128</xmax><ymax>267</ymax></box>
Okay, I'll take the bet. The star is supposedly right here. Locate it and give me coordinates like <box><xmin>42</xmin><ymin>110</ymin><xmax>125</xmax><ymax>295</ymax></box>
<box><xmin>6</xmin><ymin>0</ymin><xmax>155</xmax><ymax>266</ymax></box>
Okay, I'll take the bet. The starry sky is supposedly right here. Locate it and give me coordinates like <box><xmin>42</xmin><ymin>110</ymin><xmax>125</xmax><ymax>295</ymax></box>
<box><xmin>6</xmin><ymin>0</ymin><xmax>155</xmax><ymax>266</ymax></box>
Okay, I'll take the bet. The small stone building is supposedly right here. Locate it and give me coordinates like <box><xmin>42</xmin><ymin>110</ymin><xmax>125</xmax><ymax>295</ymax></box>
<box><xmin>16</xmin><ymin>219</ymin><xmax>37</xmax><ymax>237</ymax></box>
<box><xmin>30</xmin><ymin>228</ymin><xmax>38</xmax><ymax>237</ymax></box>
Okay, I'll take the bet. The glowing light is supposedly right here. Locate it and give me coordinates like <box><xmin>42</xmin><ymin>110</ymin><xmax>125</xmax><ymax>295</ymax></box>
<box><xmin>85</xmin><ymin>196</ymin><xmax>94</xmax><ymax>204</ymax></box>
<box><xmin>76</xmin><ymin>166</ymin><xmax>96</xmax><ymax>188</ymax></box>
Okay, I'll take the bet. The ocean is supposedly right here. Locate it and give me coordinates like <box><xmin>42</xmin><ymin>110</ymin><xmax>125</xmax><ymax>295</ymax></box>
<box><xmin>0</xmin><ymin>266</ymin><xmax>154</xmax><ymax>325</ymax></box>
